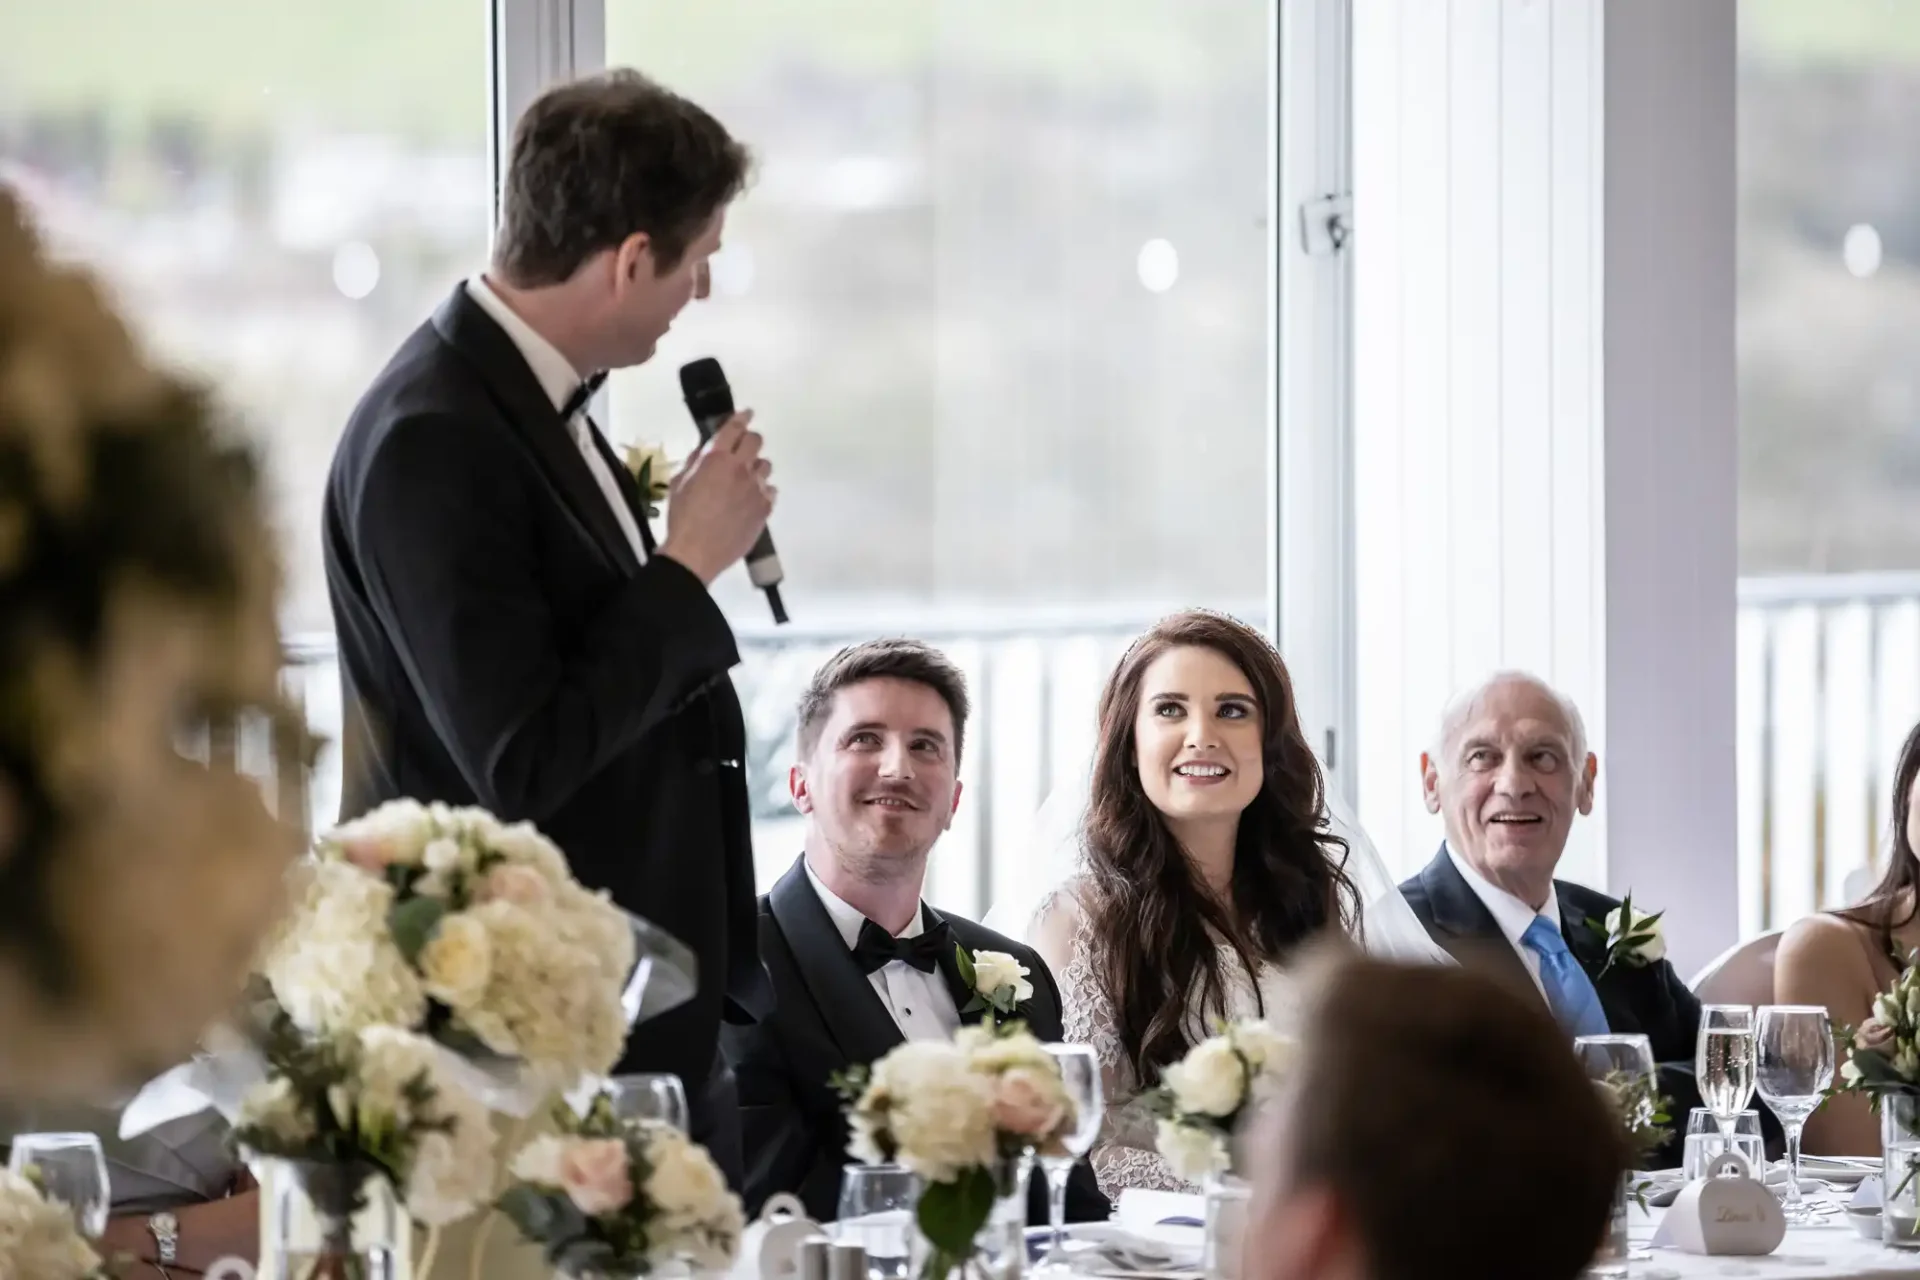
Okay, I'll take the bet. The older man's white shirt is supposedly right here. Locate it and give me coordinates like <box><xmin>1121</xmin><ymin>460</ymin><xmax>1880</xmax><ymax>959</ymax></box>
<box><xmin>1445</xmin><ymin>841</ymin><xmax>1563</xmax><ymax>1006</ymax></box>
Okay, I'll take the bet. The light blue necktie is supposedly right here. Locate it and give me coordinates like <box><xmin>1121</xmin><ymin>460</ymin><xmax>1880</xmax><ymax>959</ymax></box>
<box><xmin>1521</xmin><ymin>916</ymin><xmax>1610</xmax><ymax>1038</ymax></box>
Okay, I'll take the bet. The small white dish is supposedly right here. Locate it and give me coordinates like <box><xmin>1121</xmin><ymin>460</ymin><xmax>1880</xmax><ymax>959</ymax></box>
<box><xmin>1846</xmin><ymin>1205</ymin><xmax>1882</xmax><ymax>1242</ymax></box>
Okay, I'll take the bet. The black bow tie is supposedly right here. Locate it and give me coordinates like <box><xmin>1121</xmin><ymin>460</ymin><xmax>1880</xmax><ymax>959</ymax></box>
<box><xmin>852</xmin><ymin>915</ymin><xmax>952</xmax><ymax>976</ymax></box>
<box><xmin>561</xmin><ymin>370</ymin><xmax>609</xmax><ymax>421</ymax></box>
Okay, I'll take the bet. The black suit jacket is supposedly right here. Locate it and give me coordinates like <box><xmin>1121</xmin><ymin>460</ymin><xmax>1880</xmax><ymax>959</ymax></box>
<box><xmin>1399</xmin><ymin>845</ymin><xmax>1724</xmax><ymax>1166</ymax></box>
<box><xmin>723</xmin><ymin>858</ymin><xmax>1110</xmax><ymax>1226</ymax></box>
<box><xmin>323</xmin><ymin>286</ymin><xmax>773</xmax><ymax>1171</ymax></box>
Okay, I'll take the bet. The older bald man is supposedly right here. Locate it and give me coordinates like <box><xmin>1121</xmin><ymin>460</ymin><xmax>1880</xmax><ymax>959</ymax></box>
<box><xmin>1397</xmin><ymin>671</ymin><xmax>1744</xmax><ymax>1167</ymax></box>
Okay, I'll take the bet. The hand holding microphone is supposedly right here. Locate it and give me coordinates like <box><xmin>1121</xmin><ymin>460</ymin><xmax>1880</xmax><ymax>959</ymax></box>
<box><xmin>656</xmin><ymin>357</ymin><xmax>788</xmax><ymax>622</ymax></box>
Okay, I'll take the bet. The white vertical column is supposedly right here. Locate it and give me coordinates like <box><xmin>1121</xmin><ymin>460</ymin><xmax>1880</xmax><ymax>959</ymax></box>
<box><xmin>490</xmin><ymin>0</ymin><xmax>605</xmax><ymax>232</ymax></box>
<box><xmin>1601</xmin><ymin>0</ymin><xmax>1739</xmax><ymax>974</ymax></box>
<box><xmin>1352</xmin><ymin>0</ymin><xmax>1738</xmax><ymax>976</ymax></box>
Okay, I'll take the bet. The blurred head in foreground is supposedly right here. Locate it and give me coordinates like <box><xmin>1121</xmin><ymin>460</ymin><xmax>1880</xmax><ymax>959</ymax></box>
<box><xmin>1244</xmin><ymin>951</ymin><xmax>1626</xmax><ymax>1280</ymax></box>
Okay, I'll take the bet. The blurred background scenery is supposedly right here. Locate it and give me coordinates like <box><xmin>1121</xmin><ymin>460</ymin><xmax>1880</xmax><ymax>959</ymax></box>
<box><xmin>0</xmin><ymin>0</ymin><xmax>1911</xmax><ymax>922</ymax></box>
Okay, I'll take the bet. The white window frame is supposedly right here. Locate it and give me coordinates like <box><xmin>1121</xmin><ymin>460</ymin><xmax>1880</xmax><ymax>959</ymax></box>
<box><xmin>490</xmin><ymin>0</ymin><xmax>604</xmax><ymax>235</ymax></box>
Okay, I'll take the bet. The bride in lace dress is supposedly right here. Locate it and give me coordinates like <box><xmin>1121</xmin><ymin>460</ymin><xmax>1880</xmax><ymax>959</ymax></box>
<box><xmin>1011</xmin><ymin>611</ymin><xmax>1447</xmax><ymax>1197</ymax></box>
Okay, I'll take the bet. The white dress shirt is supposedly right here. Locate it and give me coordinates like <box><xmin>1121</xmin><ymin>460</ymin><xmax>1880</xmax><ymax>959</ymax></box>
<box><xmin>462</xmin><ymin>275</ymin><xmax>648</xmax><ymax>562</ymax></box>
<box><xmin>804</xmin><ymin>861</ymin><xmax>961</xmax><ymax>1042</ymax></box>
<box><xmin>1444</xmin><ymin>841</ymin><xmax>1563</xmax><ymax>1006</ymax></box>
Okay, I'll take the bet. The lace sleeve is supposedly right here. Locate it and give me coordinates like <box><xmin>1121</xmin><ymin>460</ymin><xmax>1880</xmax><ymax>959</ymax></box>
<box><xmin>1029</xmin><ymin>884</ymin><xmax>1198</xmax><ymax>1198</ymax></box>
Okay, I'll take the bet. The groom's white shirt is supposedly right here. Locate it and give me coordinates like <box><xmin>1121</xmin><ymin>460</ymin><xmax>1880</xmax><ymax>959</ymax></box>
<box><xmin>1445</xmin><ymin>841</ymin><xmax>1562</xmax><ymax>1005</ymax></box>
<box><xmin>463</xmin><ymin>275</ymin><xmax>647</xmax><ymax>561</ymax></box>
<box><xmin>804</xmin><ymin>860</ymin><xmax>960</xmax><ymax>1042</ymax></box>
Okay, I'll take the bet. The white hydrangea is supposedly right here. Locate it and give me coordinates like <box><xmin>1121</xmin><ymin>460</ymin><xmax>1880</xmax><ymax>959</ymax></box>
<box><xmin>353</xmin><ymin>1027</ymin><xmax>497</xmax><ymax>1225</ymax></box>
<box><xmin>262</xmin><ymin>860</ymin><xmax>427</xmax><ymax>1036</ymax></box>
<box><xmin>0</xmin><ymin>1169</ymin><xmax>102</xmax><ymax>1280</ymax></box>
<box><xmin>236</xmin><ymin>1076</ymin><xmax>316</xmax><ymax>1147</ymax></box>
<box><xmin>859</xmin><ymin>1040</ymin><xmax>999</xmax><ymax>1184</ymax></box>
<box><xmin>642</xmin><ymin>1127</ymin><xmax>744</xmax><ymax>1269</ymax></box>
<box><xmin>1155</xmin><ymin>1118</ymin><xmax>1229</xmax><ymax>1181</ymax></box>
<box><xmin>958</xmin><ymin>1026</ymin><xmax>1052</xmax><ymax>1074</ymax></box>
<box><xmin>458</xmin><ymin>900</ymin><xmax>626</xmax><ymax>1078</ymax></box>
<box><xmin>418</xmin><ymin>912</ymin><xmax>493</xmax><ymax>1009</ymax></box>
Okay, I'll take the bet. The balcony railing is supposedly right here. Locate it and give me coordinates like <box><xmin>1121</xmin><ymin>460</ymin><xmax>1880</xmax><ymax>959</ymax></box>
<box><xmin>240</xmin><ymin>575</ymin><xmax>1916</xmax><ymax>936</ymax></box>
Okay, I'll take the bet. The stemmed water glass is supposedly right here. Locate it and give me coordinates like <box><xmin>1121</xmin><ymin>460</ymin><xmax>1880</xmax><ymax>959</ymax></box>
<box><xmin>1034</xmin><ymin>1044</ymin><xmax>1104</xmax><ymax>1276</ymax></box>
<box><xmin>1755</xmin><ymin>1005</ymin><xmax>1836</xmax><ymax>1223</ymax></box>
<box><xmin>607</xmin><ymin>1073</ymin><xmax>690</xmax><ymax>1132</ymax></box>
<box><xmin>1696</xmin><ymin>1004</ymin><xmax>1757</xmax><ymax>1142</ymax></box>
<box><xmin>7</xmin><ymin>1132</ymin><xmax>109</xmax><ymax>1238</ymax></box>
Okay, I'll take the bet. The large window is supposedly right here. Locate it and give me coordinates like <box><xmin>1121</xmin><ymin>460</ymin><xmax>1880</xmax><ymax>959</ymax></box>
<box><xmin>1738</xmin><ymin>0</ymin><xmax>1920</xmax><ymax>928</ymax></box>
<box><xmin>0</xmin><ymin>0</ymin><xmax>491</xmax><ymax>827</ymax></box>
<box><xmin>605</xmin><ymin>1</ymin><xmax>1276</xmax><ymax>911</ymax></box>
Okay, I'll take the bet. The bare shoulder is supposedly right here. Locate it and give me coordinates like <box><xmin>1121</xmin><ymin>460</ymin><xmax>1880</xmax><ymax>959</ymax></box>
<box><xmin>1032</xmin><ymin>875</ymin><xmax>1095</xmax><ymax>929</ymax></box>
<box><xmin>1775</xmin><ymin>912</ymin><xmax>1879</xmax><ymax>1005</ymax></box>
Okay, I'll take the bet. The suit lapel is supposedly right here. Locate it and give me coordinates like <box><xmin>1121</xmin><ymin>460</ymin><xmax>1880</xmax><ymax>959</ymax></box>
<box><xmin>583</xmin><ymin>417</ymin><xmax>659</xmax><ymax>556</ymax></box>
<box><xmin>1417</xmin><ymin>847</ymin><xmax>1536</xmax><ymax>994</ymax></box>
<box><xmin>930</xmin><ymin>907</ymin><xmax>984</xmax><ymax>1027</ymax></box>
<box><xmin>768</xmin><ymin>859</ymin><xmax>905</xmax><ymax>1068</ymax></box>
<box><xmin>1559</xmin><ymin>886</ymin><xmax>1637</xmax><ymax>1036</ymax></box>
<box><xmin>429</xmin><ymin>286</ymin><xmax>640</xmax><ymax>574</ymax></box>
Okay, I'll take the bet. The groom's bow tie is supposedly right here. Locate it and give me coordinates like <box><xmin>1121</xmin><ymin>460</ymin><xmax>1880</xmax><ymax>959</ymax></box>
<box><xmin>852</xmin><ymin>916</ymin><xmax>952</xmax><ymax>975</ymax></box>
<box><xmin>560</xmin><ymin>370</ymin><xmax>609</xmax><ymax>421</ymax></box>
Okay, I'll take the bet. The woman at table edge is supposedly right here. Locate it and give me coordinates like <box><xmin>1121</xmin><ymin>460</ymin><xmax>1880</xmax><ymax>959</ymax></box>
<box><xmin>1775</xmin><ymin>717</ymin><xmax>1920</xmax><ymax>1156</ymax></box>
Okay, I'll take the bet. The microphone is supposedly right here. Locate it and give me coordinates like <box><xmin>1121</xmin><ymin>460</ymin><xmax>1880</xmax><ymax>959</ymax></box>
<box><xmin>678</xmin><ymin>357</ymin><xmax>788</xmax><ymax>624</ymax></box>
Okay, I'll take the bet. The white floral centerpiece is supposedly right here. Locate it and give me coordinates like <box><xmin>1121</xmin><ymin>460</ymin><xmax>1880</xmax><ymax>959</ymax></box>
<box><xmin>1148</xmin><ymin>1020</ymin><xmax>1293</xmax><ymax>1181</ymax></box>
<box><xmin>497</xmin><ymin>1091</ymin><xmax>744</xmax><ymax>1278</ymax></box>
<box><xmin>840</xmin><ymin>1025</ymin><xmax>1077</xmax><ymax>1280</ymax></box>
<box><xmin>259</xmin><ymin>799</ymin><xmax>638</xmax><ymax>1092</ymax></box>
<box><xmin>0</xmin><ymin>1167</ymin><xmax>111</xmax><ymax>1279</ymax></box>
<box><xmin>230</xmin><ymin>1006</ymin><xmax>497</xmax><ymax>1277</ymax></box>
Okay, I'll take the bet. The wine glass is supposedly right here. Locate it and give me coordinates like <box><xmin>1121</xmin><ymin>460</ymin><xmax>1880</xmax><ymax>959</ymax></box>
<box><xmin>8</xmin><ymin>1132</ymin><xmax>109</xmax><ymax>1237</ymax></box>
<box><xmin>607</xmin><ymin>1073</ymin><xmax>689</xmax><ymax>1132</ymax></box>
<box><xmin>1756</xmin><ymin>1005</ymin><xmax>1836</xmax><ymax>1224</ymax></box>
<box><xmin>1696</xmin><ymin>1004</ymin><xmax>1757</xmax><ymax>1141</ymax></box>
<box><xmin>1034</xmin><ymin>1044</ymin><xmax>1103</xmax><ymax>1276</ymax></box>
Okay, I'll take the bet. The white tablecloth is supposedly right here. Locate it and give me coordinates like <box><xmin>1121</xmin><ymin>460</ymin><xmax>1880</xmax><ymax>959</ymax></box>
<box><xmin>1621</xmin><ymin>1198</ymin><xmax>1920</xmax><ymax>1279</ymax></box>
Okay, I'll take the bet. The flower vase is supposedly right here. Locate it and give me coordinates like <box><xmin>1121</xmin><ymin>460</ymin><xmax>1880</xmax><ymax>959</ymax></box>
<box><xmin>911</xmin><ymin>1154</ymin><xmax>1031</xmax><ymax>1280</ymax></box>
<box><xmin>261</xmin><ymin>1158</ymin><xmax>404</xmax><ymax>1280</ymax></box>
<box><xmin>1202</xmin><ymin>1171</ymin><xmax>1251</xmax><ymax>1280</ymax></box>
<box><xmin>1885</xmin><ymin>1095</ymin><xmax>1920</xmax><ymax>1248</ymax></box>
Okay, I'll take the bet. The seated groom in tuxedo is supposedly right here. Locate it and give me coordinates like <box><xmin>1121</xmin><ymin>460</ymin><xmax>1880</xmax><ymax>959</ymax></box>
<box><xmin>723</xmin><ymin>639</ymin><xmax>1109</xmax><ymax>1224</ymax></box>
<box><xmin>1398</xmin><ymin>670</ymin><xmax>1754</xmax><ymax>1166</ymax></box>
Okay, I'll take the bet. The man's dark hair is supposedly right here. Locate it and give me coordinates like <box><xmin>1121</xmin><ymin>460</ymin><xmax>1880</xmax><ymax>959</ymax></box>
<box><xmin>795</xmin><ymin>640</ymin><xmax>971</xmax><ymax>764</ymax></box>
<box><xmin>493</xmin><ymin>68</ymin><xmax>750</xmax><ymax>287</ymax></box>
<box><xmin>1276</xmin><ymin>952</ymin><xmax>1628</xmax><ymax>1280</ymax></box>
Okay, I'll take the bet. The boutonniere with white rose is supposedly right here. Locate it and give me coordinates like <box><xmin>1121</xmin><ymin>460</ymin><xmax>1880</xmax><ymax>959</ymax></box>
<box><xmin>1584</xmin><ymin>892</ymin><xmax>1666</xmax><ymax>979</ymax></box>
<box><xmin>622</xmin><ymin>442</ymin><xmax>675</xmax><ymax>517</ymax></box>
<box><xmin>1148</xmin><ymin>1019</ymin><xmax>1293</xmax><ymax>1181</ymax></box>
<box><xmin>954</xmin><ymin>946</ymin><xmax>1034</xmax><ymax>1029</ymax></box>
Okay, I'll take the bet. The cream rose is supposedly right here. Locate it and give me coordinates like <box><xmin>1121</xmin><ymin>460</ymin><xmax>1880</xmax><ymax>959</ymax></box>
<box><xmin>419</xmin><ymin>912</ymin><xmax>493</xmax><ymax>1008</ymax></box>
<box><xmin>971</xmin><ymin>950</ymin><xmax>1034</xmax><ymax>1002</ymax></box>
<box><xmin>1857</xmin><ymin>1017</ymin><xmax>1897</xmax><ymax>1053</ymax></box>
<box><xmin>645</xmin><ymin>1129</ymin><xmax>735</xmax><ymax>1227</ymax></box>
<box><xmin>559</xmin><ymin>1138</ymin><xmax>634</xmax><ymax>1215</ymax></box>
<box><xmin>1154</xmin><ymin>1118</ymin><xmax>1228</xmax><ymax>1181</ymax></box>
<box><xmin>1230</xmin><ymin>1021</ymin><xmax>1292</xmax><ymax>1073</ymax></box>
<box><xmin>1165</xmin><ymin>1036</ymin><xmax>1247</xmax><ymax>1119</ymax></box>
<box><xmin>991</xmin><ymin>1066</ymin><xmax>1068</xmax><ymax>1139</ymax></box>
<box><xmin>510</xmin><ymin>1135</ymin><xmax>570</xmax><ymax>1187</ymax></box>
<box><xmin>1603</xmin><ymin>905</ymin><xmax>1666</xmax><ymax>963</ymax></box>
<box><xmin>624</xmin><ymin>442</ymin><xmax>676</xmax><ymax>501</ymax></box>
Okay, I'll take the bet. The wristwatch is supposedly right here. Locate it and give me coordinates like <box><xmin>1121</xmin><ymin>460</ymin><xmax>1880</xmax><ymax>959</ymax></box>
<box><xmin>147</xmin><ymin>1209</ymin><xmax>179</xmax><ymax>1269</ymax></box>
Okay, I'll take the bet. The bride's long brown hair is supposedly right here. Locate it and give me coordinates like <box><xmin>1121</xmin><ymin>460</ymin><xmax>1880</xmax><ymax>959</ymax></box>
<box><xmin>1084</xmin><ymin>610</ymin><xmax>1359</xmax><ymax>1087</ymax></box>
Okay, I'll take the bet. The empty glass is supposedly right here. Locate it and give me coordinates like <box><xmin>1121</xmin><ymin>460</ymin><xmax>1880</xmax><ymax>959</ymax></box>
<box><xmin>1035</xmin><ymin>1044</ymin><xmax>1104</xmax><ymax>1276</ymax></box>
<box><xmin>8</xmin><ymin>1132</ymin><xmax>109</xmax><ymax>1237</ymax></box>
<box><xmin>1682</xmin><ymin>1108</ymin><xmax>1764</xmax><ymax>1179</ymax></box>
<box><xmin>1574</xmin><ymin>1034</ymin><xmax>1653</xmax><ymax>1280</ymax></box>
<box><xmin>836</xmin><ymin>1164</ymin><xmax>920</xmax><ymax>1280</ymax></box>
<box><xmin>1755</xmin><ymin>1004</ymin><xmax>1835</xmax><ymax>1223</ymax></box>
<box><xmin>607</xmin><ymin>1073</ymin><xmax>689</xmax><ymax>1132</ymax></box>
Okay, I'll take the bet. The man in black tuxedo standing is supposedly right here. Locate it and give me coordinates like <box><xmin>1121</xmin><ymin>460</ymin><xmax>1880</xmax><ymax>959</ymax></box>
<box><xmin>1398</xmin><ymin>671</ymin><xmax>1775</xmax><ymax>1166</ymax></box>
<box><xmin>723</xmin><ymin>640</ymin><xmax>1108</xmax><ymax>1225</ymax></box>
<box><xmin>323</xmin><ymin>70</ymin><xmax>775</xmax><ymax>1185</ymax></box>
